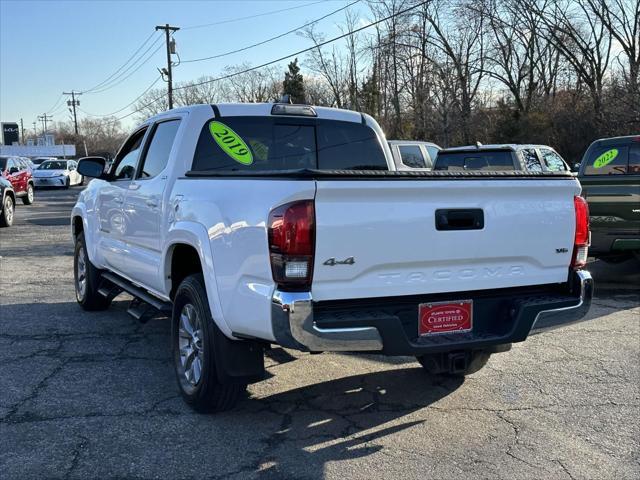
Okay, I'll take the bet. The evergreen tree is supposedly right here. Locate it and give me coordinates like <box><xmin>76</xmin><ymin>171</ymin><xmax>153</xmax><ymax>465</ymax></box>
<box><xmin>282</xmin><ymin>58</ymin><xmax>306</xmax><ymax>104</ymax></box>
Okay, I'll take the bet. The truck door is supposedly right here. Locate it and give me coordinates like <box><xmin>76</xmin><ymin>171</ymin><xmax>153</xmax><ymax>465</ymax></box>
<box><xmin>96</xmin><ymin>127</ymin><xmax>149</xmax><ymax>273</ymax></box>
<box><xmin>121</xmin><ymin>118</ymin><xmax>181</xmax><ymax>291</ymax></box>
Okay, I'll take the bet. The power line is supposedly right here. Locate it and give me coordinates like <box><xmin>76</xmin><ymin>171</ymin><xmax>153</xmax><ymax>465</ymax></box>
<box><xmin>79</xmin><ymin>76</ymin><xmax>163</xmax><ymax>117</ymax></box>
<box><xmin>86</xmin><ymin>36</ymin><xmax>164</xmax><ymax>94</ymax></box>
<box><xmin>177</xmin><ymin>0</ymin><xmax>428</xmax><ymax>91</ymax></box>
<box><xmin>182</xmin><ymin>0</ymin><xmax>326</xmax><ymax>30</ymax></box>
<box><xmin>82</xmin><ymin>30</ymin><xmax>160</xmax><ymax>93</ymax></box>
<box><xmin>183</xmin><ymin>0</ymin><xmax>361</xmax><ymax>63</ymax></box>
<box><xmin>45</xmin><ymin>93</ymin><xmax>65</xmax><ymax>114</ymax></box>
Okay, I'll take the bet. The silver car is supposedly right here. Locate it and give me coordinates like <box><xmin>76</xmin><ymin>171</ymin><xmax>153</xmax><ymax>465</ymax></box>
<box><xmin>33</xmin><ymin>159</ymin><xmax>83</xmax><ymax>188</ymax></box>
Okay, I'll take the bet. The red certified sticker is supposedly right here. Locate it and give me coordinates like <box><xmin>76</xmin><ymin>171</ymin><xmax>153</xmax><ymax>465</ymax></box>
<box><xmin>419</xmin><ymin>300</ymin><xmax>473</xmax><ymax>336</ymax></box>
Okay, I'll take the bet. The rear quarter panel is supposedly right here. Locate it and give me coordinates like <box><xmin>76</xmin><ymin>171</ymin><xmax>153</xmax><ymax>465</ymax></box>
<box><xmin>170</xmin><ymin>178</ymin><xmax>316</xmax><ymax>341</ymax></box>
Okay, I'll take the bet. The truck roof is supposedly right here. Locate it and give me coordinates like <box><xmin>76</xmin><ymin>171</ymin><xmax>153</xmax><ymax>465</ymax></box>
<box><xmin>144</xmin><ymin>103</ymin><xmax>365</xmax><ymax>126</ymax></box>
<box><xmin>441</xmin><ymin>144</ymin><xmax>554</xmax><ymax>152</ymax></box>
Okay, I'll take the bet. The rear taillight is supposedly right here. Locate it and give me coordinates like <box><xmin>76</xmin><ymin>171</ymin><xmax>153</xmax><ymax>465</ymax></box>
<box><xmin>572</xmin><ymin>195</ymin><xmax>590</xmax><ymax>269</ymax></box>
<box><xmin>268</xmin><ymin>200</ymin><xmax>315</xmax><ymax>290</ymax></box>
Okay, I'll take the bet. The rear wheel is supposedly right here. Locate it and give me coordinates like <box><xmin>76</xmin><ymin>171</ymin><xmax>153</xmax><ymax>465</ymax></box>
<box><xmin>416</xmin><ymin>350</ymin><xmax>491</xmax><ymax>376</ymax></box>
<box><xmin>21</xmin><ymin>184</ymin><xmax>34</xmax><ymax>205</ymax></box>
<box><xmin>74</xmin><ymin>233</ymin><xmax>110</xmax><ymax>310</ymax></box>
<box><xmin>0</xmin><ymin>195</ymin><xmax>14</xmax><ymax>227</ymax></box>
<box><xmin>64</xmin><ymin>177</ymin><xmax>70</xmax><ymax>189</ymax></box>
<box><xmin>172</xmin><ymin>274</ymin><xmax>246</xmax><ymax>412</ymax></box>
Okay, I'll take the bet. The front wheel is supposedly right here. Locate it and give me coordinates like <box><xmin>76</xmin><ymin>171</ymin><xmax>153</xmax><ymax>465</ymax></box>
<box><xmin>74</xmin><ymin>233</ymin><xmax>110</xmax><ymax>310</ymax></box>
<box><xmin>22</xmin><ymin>184</ymin><xmax>34</xmax><ymax>205</ymax></box>
<box><xmin>0</xmin><ymin>195</ymin><xmax>14</xmax><ymax>227</ymax></box>
<box><xmin>172</xmin><ymin>274</ymin><xmax>246</xmax><ymax>412</ymax></box>
<box><xmin>417</xmin><ymin>350</ymin><xmax>491</xmax><ymax>376</ymax></box>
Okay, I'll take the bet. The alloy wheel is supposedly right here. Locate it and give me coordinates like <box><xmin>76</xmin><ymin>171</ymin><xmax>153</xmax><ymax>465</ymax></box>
<box><xmin>178</xmin><ymin>303</ymin><xmax>204</xmax><ymax>386</ymax></box>
<box><xmin>76</xmin><ymin>246</ymin><xmax>87</xmax><ymax>300</ymax></box>
<box><xmin>5</xmin><ymin>198</ymin><xmax>13</xmax><ymax>224</ymax></box>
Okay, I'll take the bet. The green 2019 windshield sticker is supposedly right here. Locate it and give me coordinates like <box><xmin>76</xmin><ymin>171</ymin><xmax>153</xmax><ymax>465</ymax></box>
<box><xmin>593</xmin><ymin>148</ymin><xmax>618</xmax><ymax>169</ymax></box>
<box><xmin>209</xmin><ymin>121</ymin><xmax>253</xmax><ymax>165</ymax></box>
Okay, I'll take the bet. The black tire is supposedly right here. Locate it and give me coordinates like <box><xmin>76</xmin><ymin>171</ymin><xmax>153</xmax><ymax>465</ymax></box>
<box><xmin>74</xmin><ymin>233</ymin><xmax>110</xmax><ymax>310</ymax></box>
<box><xmin>417</xmin><ymin>350</ymin><xmax>491</xmax><ymax>376</ymax></box>
<box><xmin>64</xmin><ymin>178</ymin><xmax>70</xmax><ymax>189</ymax></box>
<box><xmin>21</xmin><ymin>184</ymin><xmax>34</xmax><ymax>205</ymax></box>
<box><xmin>0</xmin><ymin>194</ymin><xmax>14</xmax><ymax>227</ymax></box>
<box><xmin>172</xmin><ymin>274</ymin><xmax>246</xmax><ymax>412</ymax></box>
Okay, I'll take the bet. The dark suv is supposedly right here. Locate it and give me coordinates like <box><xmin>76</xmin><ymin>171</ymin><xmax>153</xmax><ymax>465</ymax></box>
<box><xmin>0</xmin><ymin>156</ymin><xmax>35</xmax><ymax>205</ymax></box>
<box><xmin>0</xmin><ymin>176</ymin><xmax>15</xmax><ymax>227</ymax></box>
<box><xmin>577</xmin><ymin>136</ymin><xmax>640</xmax><ymax>261</ymax></box>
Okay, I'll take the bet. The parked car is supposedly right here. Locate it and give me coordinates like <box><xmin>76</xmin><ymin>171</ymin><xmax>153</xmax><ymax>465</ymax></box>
<box><xmin>388</xmin><ymin>140</ymin><xmax>441</xmax><ymax>170</ymax></box>
<box><xmin>434</xmin><ymin>144</ymin><xmax>571</xmax><ymax>172</ymax></box>
<box><xmin>33</xmin><ymin>159</ymin><xmax>83</xmax><ymax>188</ymax></box>
<box><xmin>0</xmin><ymin>155</ymin><xmax>35</xmax><ymax>205</ymax></box>
<box><xmin>0</xmin><ymin>176</ymin><xmax>15</xmax><ymax>227</ymax></box>
<box><xmin>577</xmin><ymin>135</ymin><xmax>640</xmax><ymax>262</ymax></box>
<box><xmin>72</xmin><ymin>103</ymin><xmax>592</xmax><ymax>412</ymax></box>
<box><xmin>31</xmin><ymin>156</ymin><xmax>58</xmax><ymax>168</ymax></box>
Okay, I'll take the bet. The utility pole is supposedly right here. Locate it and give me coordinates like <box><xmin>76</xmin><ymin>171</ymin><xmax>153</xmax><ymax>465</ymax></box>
<box><xmin>64</xmin><ymin>91</ymin><xmax>82</xmax><ymax>135</ymax></box>
<box><xmin>32</xmin><ymin>121</ymin><xmax>37</xmax><ymax>137</ymax></box>
<box><xmin>155</xmin><ymin>24</ymin><xmax>180</xmax><ymax>109</ymax></box>
<box><xmin>37</xmin><ymin>113</ymin><xmax>53</xmax><ymax>136</ymax></box>
<box><xmin>20</xmin><ymin>118</ymin><xmax>24</xmax><ymax>144</ymax></box>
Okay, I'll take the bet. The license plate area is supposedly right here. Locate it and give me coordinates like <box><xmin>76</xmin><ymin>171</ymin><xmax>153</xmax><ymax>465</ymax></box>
<box><xmin>418</xmin><ymin>299</ymin><xmax>473</xmax><ymax>336</ymax></box>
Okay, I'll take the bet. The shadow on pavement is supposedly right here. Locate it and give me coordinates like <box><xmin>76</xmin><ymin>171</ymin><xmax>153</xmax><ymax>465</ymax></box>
<box><xmin>240</xmin><ymin>367</ymin><xmax>464</xmax><ymax>478</ymax></box>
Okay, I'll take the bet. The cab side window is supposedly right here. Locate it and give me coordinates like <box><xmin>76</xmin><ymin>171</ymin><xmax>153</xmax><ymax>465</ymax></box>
<box><xmin>138</xmin><ymin>120</ymin><xmax>180</xmax><ymax>179</ymax></box>
<box><xmin>398</xmin><ymin>145</ymin><xmax>427</xmax><ymax>168</ymax></box>
<box><xmin>113</xmin><ymin>128</ymin><xmax>147</xmax><ymax>180</ymax></box>
<box><xmin>583</xmin><ymin>145</ymin><xmax>629</xmax><ymax>175</ymax></box>
<box><xmin>522</xmin><ymin>149</ymin><xmax>543</xmax><ymax>172</ymax></box>
<box><xmin>540</xmin><ymin>149</ymin><xmax>567</xmax><ymax>172</ymax></box>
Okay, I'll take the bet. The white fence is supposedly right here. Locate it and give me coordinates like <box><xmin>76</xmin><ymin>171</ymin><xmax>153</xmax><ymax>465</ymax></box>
<box><xmin>0</xmin><ymin>144</ymin><xmax>77</xmax><ymax>158</ymax></box>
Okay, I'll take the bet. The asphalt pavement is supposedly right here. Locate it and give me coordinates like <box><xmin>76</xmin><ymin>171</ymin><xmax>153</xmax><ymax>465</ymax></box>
<box><xmin>1</xmin><ymin>187</ymin><xmax>639</xmax><ymax>480</ymax></box>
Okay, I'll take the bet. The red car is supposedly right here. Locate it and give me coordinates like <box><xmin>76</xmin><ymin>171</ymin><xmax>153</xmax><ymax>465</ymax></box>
<box><xmin>0</xmin><ymin>156</ymin><xmax>35</xmax><ymax>205</ymax></box>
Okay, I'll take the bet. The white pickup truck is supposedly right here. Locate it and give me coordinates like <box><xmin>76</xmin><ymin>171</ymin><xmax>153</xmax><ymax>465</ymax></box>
<box><xmin>72</xmin><ymin>103</ymin><xmax>593</xmax><ymax>412</ymax></box>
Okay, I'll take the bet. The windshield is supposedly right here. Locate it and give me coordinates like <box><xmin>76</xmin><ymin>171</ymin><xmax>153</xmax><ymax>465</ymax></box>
<box><xmin>192</xmin><ymin>116</ymin><xmax>388</xmax><ymax>172</ymax></box>
<box><xmin>39</xmin><ymin>161</ymin><xmax>67</xmax><ymax>170</ymax></box>
<box><xmin>434</xmin><ymin>151</ymin><xmax>515</xmax><ymax>171</ymax></box>
<box><xmin>32</xmin><ymin>158</ymin><xmax>48</xmax><ymax>164</ymax></box>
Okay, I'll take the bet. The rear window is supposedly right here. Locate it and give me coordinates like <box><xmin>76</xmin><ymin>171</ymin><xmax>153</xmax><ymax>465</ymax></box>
<box><xmin>39</xmin><ymin>161</ymin><xmax>67</xmax><ymax>170</ymax></box>
<box><xmin>191</xmin><ymin>116</ymin><xmax>387</xmax><ymax>172</ymax></box>
<box><xmin>434</xmin><ymin>151</ymin><xmax>515</xmax><ymax>171</ymax></box>
<box><xmin>583</xmin><ymin>146</ymin><xmax>629</xmax><ymax>175</ymax></box>
<box><xmin>398</xmin><ymin>145</ymin><xmax>427</xmax><ymax>168</ymax></box>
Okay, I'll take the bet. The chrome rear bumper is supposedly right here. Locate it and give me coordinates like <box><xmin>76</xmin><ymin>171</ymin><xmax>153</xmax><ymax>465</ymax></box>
<box><xmin>271</xmin><ymin>291</ymin><xmax>383</xmax><ymax>352</ymax></box>
<box><xmin>271</xmin><ymin>270</ymin><xmax>594</xmax><ymax>352</ymax></box>
<box><xmin>528</xmin><ymin>270</ymin><xmax>594</xmax><ymax>334</ymax></box>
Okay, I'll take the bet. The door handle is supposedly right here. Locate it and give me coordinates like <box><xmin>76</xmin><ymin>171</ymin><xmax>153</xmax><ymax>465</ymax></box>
<box><xmin>146</xmin><ymin>199</ymin><xmax>158</xmax><ymax>208</ymax></box>
<box><xmin>435</xmin><ymin>209</ymin><xmax>484</xmax><ymax>231</ymax></box>
<box><xmin>114</xmin><ymin>198</ymin><xmax>124</xmax><ymax>205</ymax></box>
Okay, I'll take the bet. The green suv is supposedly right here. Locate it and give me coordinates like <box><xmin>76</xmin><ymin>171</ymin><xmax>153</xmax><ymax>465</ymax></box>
<box><xmin>578</xmin><ymin>135</ymin><xmax>640</xmax><ymax>261</ymax></box>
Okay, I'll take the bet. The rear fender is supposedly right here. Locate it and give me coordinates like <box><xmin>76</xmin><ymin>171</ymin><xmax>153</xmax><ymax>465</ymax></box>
<box><xmin>164</xmin><ymin>222</ymin><xmax>231</xmax><ymax>337</ymax></box>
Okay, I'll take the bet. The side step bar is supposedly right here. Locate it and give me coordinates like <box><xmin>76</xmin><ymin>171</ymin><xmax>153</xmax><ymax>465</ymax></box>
<box><xmin>100</xmin><ymin>272</ymin><xmax>172</xmax><ymax>322</ymax></box>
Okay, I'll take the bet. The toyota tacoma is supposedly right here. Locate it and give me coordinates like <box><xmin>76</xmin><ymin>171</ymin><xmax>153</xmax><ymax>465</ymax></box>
<box><xmin>72</xmin><ymin>103</ymin><xmax>593</xmax><ymax>412</ymax></box>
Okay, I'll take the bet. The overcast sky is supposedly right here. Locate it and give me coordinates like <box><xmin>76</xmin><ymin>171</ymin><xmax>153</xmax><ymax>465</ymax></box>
<box><xmin>0</xmin><ymin>0</ymin><xmax>361</xmax><ymax>131</ymax></box>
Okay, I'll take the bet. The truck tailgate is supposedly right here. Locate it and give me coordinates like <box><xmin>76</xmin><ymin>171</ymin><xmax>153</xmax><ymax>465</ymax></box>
<box><xmin>312</xmin><ymin>179</ymin><xmax>580</xmax><ymax>301</ymax></box>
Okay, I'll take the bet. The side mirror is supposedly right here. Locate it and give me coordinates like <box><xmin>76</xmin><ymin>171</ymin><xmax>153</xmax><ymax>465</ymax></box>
<box><xmin>78</xmin><ymin>157</ymin><xmax>107</xmax><ymax>178</ymax></box>
<box><xmin>572</xmin><ymin>162</ymin><xmax>581</xmax><ymax>173</ymax></box>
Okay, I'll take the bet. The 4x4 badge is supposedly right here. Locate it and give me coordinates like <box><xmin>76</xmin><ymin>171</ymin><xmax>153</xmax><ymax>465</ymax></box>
<box><xmin>323</xmin><ymin>257</ymin><xmax>355</xmax><ymax>266</ymax></box>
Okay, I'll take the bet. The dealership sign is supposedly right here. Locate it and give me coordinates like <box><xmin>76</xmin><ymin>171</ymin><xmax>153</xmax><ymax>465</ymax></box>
<box><xmin>2</xmin><ymin>122</ymin><xmax>19</xmax><ymax>145</ymax></box>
